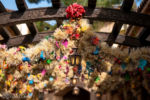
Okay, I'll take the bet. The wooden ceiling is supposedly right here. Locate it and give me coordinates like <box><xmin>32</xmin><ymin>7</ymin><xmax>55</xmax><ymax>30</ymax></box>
<box><xmin>0</xmin><ymin>0</ymin><xmax>150</xmax><ymax>47</ymax></box>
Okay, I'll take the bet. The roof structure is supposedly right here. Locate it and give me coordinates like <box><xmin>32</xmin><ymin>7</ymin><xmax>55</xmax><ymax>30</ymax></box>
<box><xmin>0</xmin><ymin>0</ymin><xmax>150</xmax><ymax>47</ymax></box>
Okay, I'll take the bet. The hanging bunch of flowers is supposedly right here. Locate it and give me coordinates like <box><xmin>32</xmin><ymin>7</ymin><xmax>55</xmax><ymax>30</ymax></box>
<box><xmin>65</xmin><ymin>3</ymin><xmax>85</xmax><ymax>19</ymax></box>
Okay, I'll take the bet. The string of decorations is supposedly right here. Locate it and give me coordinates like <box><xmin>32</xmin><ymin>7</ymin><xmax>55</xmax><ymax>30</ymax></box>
<box><xmin>0</xmin><ymin>3</ymin><xmax>150</xmax><ymax>98</ymax></box>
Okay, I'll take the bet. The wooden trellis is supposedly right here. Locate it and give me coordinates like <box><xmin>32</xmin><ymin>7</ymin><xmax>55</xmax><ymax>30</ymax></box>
<box><xmin>0</xmin><ymin>0</ymin><xmax>150</xmax><ymax>47</ymax></box>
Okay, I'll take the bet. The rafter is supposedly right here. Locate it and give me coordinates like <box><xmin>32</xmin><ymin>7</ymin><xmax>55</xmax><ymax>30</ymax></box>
<box><xmin>107</xmin><ymin>0</ymin><xmax>134</xmax><ymax>46</ymax></box>
<box><xmin>0</xmin><ymin>7</ymin><xmax>150</xmax><ymax>27</ymax></box>
<box><xmin>88</xmin><ymin>0</ymin><xmax>97</xmax><ymax>8</ymax></box>
<box><xmin>52</xmin><ymin>0</ymin><xmax>60</xmax><ymax>8</ymax></box>
<box><xmin>0</xmin><ymin>1</ymin><xmax>21</xmax><ymax>36</ymax></box>
<box><xmin>16</xmin><ymin>0</ymin><xmax>37</xmax><ymax>35</ymax></box>
<box><xmin>4</xmin><ymin>32</ymin><xmax>145</xmax><ymax>47</ymax></box>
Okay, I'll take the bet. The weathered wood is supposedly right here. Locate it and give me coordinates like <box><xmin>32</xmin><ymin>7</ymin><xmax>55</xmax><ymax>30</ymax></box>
<box><xmin>0</xmin><ymin>28</ymin><xmax>9</xmax><ymax>43</ymax></box>
<box><xmin>0</xmin><ymin>7</ymin><xmax>150</xmax><ymax>27</ymax></box>
<box><xmin>107</xmin><ymin>0</ymin><xmax>134</xmax><ymax>46</ymax></box>
<box><xmin>9</xmin><ymin>25</ymin><xmax>21</xmax><ymax>35</ymax></box>
<box><xmin>88</xmin><ymin>0</ymin><xmax>97</xmax><ymax>8</ymax></box>
<box><xmin>16</xmin><ymin>0</ymin><xmax>37</xmax><ymax>35</ymax></box>
<box><xmin>57</xmin><ymin>19</ymin><xmax>63</xmax><ymax>27</ymax></box>
<box><xmin>0</xmin><ymin>1</ymin><xmax>6</xmax><ymax>13</ymax></box>
<box><xmin>0</xmin><ymin>1</ymin><xmax>21</xmax><ymax>36</ymax></box>
<box><xmin>52</xmin><ymin>0</ymin><xmax>60</xmax><ymax>8</ymax></box>
<box><xmin>26</xmin><ymin>23</ymin><xmax>37</xmax><ymax>35</ymax></box>
<box><xmin>138</xmin><ymin>28</ymin><xmax>150</xmax><ymax>45</ymax></box>
<box><xmin>4</xmin><ymin>31</ymin><xmax>145</xmax><ymax>47</ymax></box>
<box><xmin>16</xmin><ymin>0</ymin><xmax>27</xmax><ymax>11</ymax></box>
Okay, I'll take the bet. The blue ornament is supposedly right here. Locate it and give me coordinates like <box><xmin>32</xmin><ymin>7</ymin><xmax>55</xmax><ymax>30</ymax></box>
<box><xmin>49</xmin><ymin>76</ymin><xmax>54</xmax><ymax>82</ymax></box>
<box><xmin>40</xmin><ymin>51</ymin><xmax>45</xmax><ymax>60</ymax></box>
<box><xmin>108</xmin><ymin>70</ymin><xmax>112</xmax><ymax>75</ymax></box>
<box><xmin>121</xmin><ymin>63</ymin><xmax>126</xmax><ymax>70</ymax></box>
<box><xmin>27</xmin><ymin>73</ymin><xmax>30</xmax><ymax>77</ymax></box>
<box><xmin>93</xmin><ymin>46</ymin><xmax>100</xmax><ymax>55</ymax></box>
<box><xmin>138</xmin><ymin>59</ymin><xmax>147</xmax><ymax>70</ymax></box>
<box><xmin>78</xmin><ymin>66</ymin><xmax>82</xmax><ymax>75</ymax></box>
<box><xmin>29</xmin><ymin>80</ymin><xmax>34</xmax><ymax>85</ymax></box>
<box><xmin>28</xmin><ymin>93</ymin><xmax>33</xmax><ymax>97</ymax></box>
<box><xmin>44</xmin><ymin>83</ymin><xmax>47</xmax><ymax>87</ymax></box>
<box><xmin>22</xmin><ymin>57</ymin><xmax>30</xmax><ymax>62</ymax></box>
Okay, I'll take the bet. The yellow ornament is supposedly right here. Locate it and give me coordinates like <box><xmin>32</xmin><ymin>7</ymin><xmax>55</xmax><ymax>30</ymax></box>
<box><xmin>19</xmin><ymin>90</ymin><xmax>22</xmax><ymax>94</ymax></box>
<box><xmin>124</xmin><ymin>57</ymin><xmax>130</xmax><ymax>63</ymax></box>
<box><xmin>27</xmin><ymin>85</ymin><xmax>32</xmax><ymax>92</ymax></box>
<box><xmin>6</xmin><ymin>81</ymin><xmax>10</xmax><ymax>86</ymax></box>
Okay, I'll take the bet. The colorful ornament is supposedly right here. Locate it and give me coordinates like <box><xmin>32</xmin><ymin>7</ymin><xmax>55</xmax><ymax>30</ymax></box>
<box><xmin>93</xmin><ymin>46</ymin><xmax>100</xmax><ymax>55</ymax></box>
<box><xmin>22</xmin><ymin>57</ymin><xmax>30</xmax><ymax>62</ymax></box>
<box><xmin>62</xmin><ymin>39</ymin><xmax>68</xmax><ymax>48</ymax></box>
<box><xmin>91</xmin><ymin>37</ymin><xmax>100</xmax><ymax>45</ymax></box>
<box><xmin>78</xmin><ymin>65</ymin><xmax>82</xmax><ymax>75</ymax></box>
<box><xmin>41</xmin><ymin>69</ymin><xmax>46</xmax><ymax>76</ymax></box>
<box><xmin>121</xmin><ymin>63</ymin><xmax>126</xmax><ymax>70</ymax></box>
<box><xmin>40</xmin><ymin>51</ymin><xmax>45</xmax><ymax>60</ymax></box>
<box><xmin>29</xmin><ymin>80</ymin><xmax>34</xmax><ymax>85</ymax></box>
<box><xmin>138</xmin><ymin>59</ymin><xmax>147</xmax><ymax>70</ymax></box>
<box><xmin>47</xmin><ymin>59</ymin><xmax>52</xmax><ymax>64</ymax></box>
<box><xmin>49</xmin><ymin>76</ymin><xmax>54</xmax><ymax>82</ymax></box>
<box><xmin>95</xmin><ymin>76</ymin><xmax>100</xmax><ymax>83</ymax></box>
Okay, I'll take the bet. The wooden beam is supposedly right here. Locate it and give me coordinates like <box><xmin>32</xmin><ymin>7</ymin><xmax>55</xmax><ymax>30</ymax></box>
<box><xmin>88</xmin><ymin>0</ymin><xmax>97</xmax><ymax>8</ymax></box>
<box><xmin>9</xmin><ymin>25</ymin><xmax>21</xmax><ymax>35</ymax></box>
<box><xmin>3</xmin><ymin>32</ymin><xmax>145</xmax><ymax>47</ymax></box>
<box><xmin>16</xmin><ymin>0</ymin><xmax>37</xmax><ymax>35</ymax></box>
<box><xmin>0</xmin><ymin>27</ymin><xmax>9</xmax><ymax>43</ymax></box>
<box><xmin>57</xmin><ymin>19</ymin><xmax>63</xmax><ymax>27</ymax></box>
<box><xmin>26</xmin><ymin>23</ymin><xmax>37</xmax><ymax>35</ymax></box>
<box><xmin>107</xmin><ymin>0</ymin><xmax>134</xmax><ymax>46</ymax></box>
<box><xmin>0</xmin><ymin>1</ymin><xmax>21</xmax><ymax>36</ymax></box>
<box><xmin>0</xmin><ymin>7</ymin><xmax>150</xmax><ymax>27</ymax></box>
<box><xmin>52</xmin><ymin>0</ymin><xmax>60</xmax><ymax>8</ymax></box>
<box><xmin>138</xmin><ymin>28</ymin><xmax>150</xmax><ymax>45</ymax></box>
<box><xmin>0</xmin><ymin>1</ymin><xmax>6</xmax><ymax>13</ymax></box>
<box><xmin>16</xmin><ymin>0</ymin><xmax>27</xmax><ymax>11</ymax></box>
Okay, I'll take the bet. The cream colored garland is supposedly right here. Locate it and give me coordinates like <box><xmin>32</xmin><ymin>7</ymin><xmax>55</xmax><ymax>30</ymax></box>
<box><xmin>0</xmin><ymin>19</ymin><xmax>150</xmax><ymax>98</ymax></box>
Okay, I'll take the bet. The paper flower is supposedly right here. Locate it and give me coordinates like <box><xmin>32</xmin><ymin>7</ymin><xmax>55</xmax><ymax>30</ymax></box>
<box><xmin>49</xmin><ymin>76</ymin><xmax>54</xmax><ymax>82</ymax></box>
<box><xmin>121</xmin><ymin>63</ymin><xmax>126</xmax><ymax>70</ymax></box>
<box><xmin>92</xmin><ymin>37</ymin><xmax>100</xmax><ymax>45</ymax></box>
<box><xmin>22</xmin><ymin>57</ymin><xmax>30</xmax><ymax>62</ymax></box>
<box><xmin>62</xmin><ymin>39</ymin><xmax>68</xmax><ymax>48</ymax></box>
<box><xmin>29</xmin><ymin>80</ymin><xmax>34</xmax><ymax>85</ymax></box>
<box><xmin>66</xmin><ymin>3</ymin><xmax>85</xmax><ymax>19</ymax></box>
<box><xmin>138</xmin><ymin>59</ymin><xmax>147</xmax><ymax>70</ymax></box>
<box><xmin>40</xmin><ymin>51</ymin><xmax>45</xmax><ymax>60</ymax></box>
<box><xmin>93</xmin><ymin>46</ymin><xmax>100</xmax><ymax>55</ymax></box>
<box><xmin>47</xmin><ymin>59</ymin><xmax>52</xmax><ymax>64</ymax></box>
<box><xmin>41</xmin><ymin>69</ymin><xmax>46</xmax><ymax>76</ymax></box>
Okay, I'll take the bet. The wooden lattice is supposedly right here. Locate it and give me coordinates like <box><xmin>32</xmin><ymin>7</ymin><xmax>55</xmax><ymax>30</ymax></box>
<box><xmin>0</xmin><ymin>0</ymin><xmax>150</xmax><ymax>47</ymax></box>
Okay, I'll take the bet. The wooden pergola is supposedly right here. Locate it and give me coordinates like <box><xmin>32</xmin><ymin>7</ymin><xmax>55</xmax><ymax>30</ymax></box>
<box><xmin>0</xmin><ymin>0</ymin><xmax>150</xmax><ymax>48</ymax></box>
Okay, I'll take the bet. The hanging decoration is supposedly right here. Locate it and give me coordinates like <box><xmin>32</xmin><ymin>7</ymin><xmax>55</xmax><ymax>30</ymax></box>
<box><xmin>0</xmin><ymin>3</ymin><xmax>150</xmax><ymax>98</ymax></box>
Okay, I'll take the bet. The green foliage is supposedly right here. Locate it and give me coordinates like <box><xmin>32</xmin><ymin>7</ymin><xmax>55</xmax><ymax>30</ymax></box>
<box><xmin>96</xmin><ymin>0</ymin><xmax>122</xmax><ymax>8</ymax></box>
<box><xmin>61</xmin><ymin>0</ymin><xmax>88</xmax><ymax>6</ymax></box>
<box><xmin>35</xmin><ymin>21</ymin><xmax>57</xmax><ymax>32</ymax></box>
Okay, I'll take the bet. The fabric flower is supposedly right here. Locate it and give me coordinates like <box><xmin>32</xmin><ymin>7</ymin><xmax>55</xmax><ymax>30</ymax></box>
<box><xmin>91</xmin><ymin>37</ymin><xmax>100</xmax><ymax>45</ymax></box>
<box><xmin>66</xmin><ymin>3</ymin><xmax>85</xmax><ymax>19</ymax></box>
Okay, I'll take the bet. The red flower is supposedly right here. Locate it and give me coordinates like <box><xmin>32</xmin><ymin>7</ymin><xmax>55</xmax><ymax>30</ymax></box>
<box><xmin>92</xmin><ymin>37</ymin><xmax>100</xmax><ymax>45</ymax></box>
<box><xmin>66</xmin><ymin>3</ymin><xmax>85</xmax><ymax>19</ymax></box>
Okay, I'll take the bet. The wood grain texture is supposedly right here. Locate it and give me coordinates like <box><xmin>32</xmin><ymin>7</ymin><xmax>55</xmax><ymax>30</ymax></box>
<box><xmin>107</xmin><ymin>0</ymin><xmax>134</xmax><ymax>46</ymax></box>
<box><xmin>0</xmin><ymin>7</ymin><xmax>150</xmax><ymax>27</ymax></box>
<box><xmin>4</xmin><ymin>32</ymin><xmax>145</xmax><ymax>47</ymax></box>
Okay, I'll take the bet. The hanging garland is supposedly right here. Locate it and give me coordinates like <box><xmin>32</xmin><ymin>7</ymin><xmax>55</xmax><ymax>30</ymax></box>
<box><xmin>0</xmin><ymin>3</ymin><xmax>150</xmax><ymax>98</ymax></box>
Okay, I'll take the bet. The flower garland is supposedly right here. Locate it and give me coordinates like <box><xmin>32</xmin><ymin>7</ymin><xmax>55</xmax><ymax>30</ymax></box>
<box><xmin>0</xmin><ymin>3</ymin><xmax>150</xmax><ymax>98</ymax></box>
